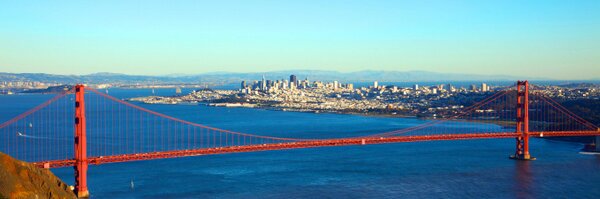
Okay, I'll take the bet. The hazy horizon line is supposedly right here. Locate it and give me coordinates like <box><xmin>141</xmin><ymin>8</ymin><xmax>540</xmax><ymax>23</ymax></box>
<box><xmin>2</xmin><ymin>69</ymin><xmax>599</xmax><ymax>81</ymax></box>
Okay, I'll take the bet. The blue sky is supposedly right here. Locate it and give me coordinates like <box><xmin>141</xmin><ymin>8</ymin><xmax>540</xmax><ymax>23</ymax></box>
<box><xmin>0</xmin><ymin>0</ymin><xmax>599</xmax><ymax>79</ymax></box>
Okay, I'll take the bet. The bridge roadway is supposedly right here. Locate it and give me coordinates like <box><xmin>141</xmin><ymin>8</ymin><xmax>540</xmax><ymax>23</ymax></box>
<box><xmin>34</xmin><ymin>130</ymin><xmax>599</xmax><ymax>169</ymax></box>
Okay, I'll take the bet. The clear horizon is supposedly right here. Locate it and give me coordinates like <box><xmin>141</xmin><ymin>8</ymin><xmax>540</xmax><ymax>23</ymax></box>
<box><xmin>1</xmin><ymin>1</ymin><xmax>599</xmax><ymax>80</ymax></box>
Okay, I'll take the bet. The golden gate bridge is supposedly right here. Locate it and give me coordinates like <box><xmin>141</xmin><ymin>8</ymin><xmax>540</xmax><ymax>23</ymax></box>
<box><xmin>1</xmin><ymin>81</ymin><xmax>599</xmax><ymax>198</ymax></box>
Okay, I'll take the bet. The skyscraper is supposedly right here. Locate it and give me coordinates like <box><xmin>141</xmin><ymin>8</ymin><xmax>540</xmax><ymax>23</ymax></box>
<box><xmin>283</xmin><ymin>80</ymin><xmax>289</xmax><ymax>89</ymax></box>
<box><xmin>266</xmin><ymin>80</ymin><xmax>272</xmax><ymax>89</ymax></box>
<box><xmin>373</xmin><ymin>81</ymin><xmax>378</xmax><ymax>88</ymax></box>
<box><xmin>241</xmin><ymin>80</ymin><xmax>246</xmax><ymax>89</ymax></box>
<box><xmin>447</xmin><ymin>84</ymin><xmax>454</xmax><ymax>92</ymax></box>
<box><xmin>290</xmin><ymin>75</ymin><xmax>297</xmax><ymax>86</ymax></box>
<box><xmin>481</xmin><ymin>83</ymin><xmax>488</xmax><ymax>92</ymax></box>
<box><xmin>413</xmin><ymin>84</ymin><xmax>419</xmax><ymax>90</ymax></box>
<box><xmin>304</xmin><ymin>77</ymin><xmax>310</xmax><ymax>87</ymax></box>
<box><xmin>261</xmin><ymin>75</ymin><xmax>267</xmax><ymax>91</ymax></box>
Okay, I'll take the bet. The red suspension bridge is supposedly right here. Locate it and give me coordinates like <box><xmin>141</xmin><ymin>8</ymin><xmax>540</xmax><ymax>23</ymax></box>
<box><xmin>1</xmin><ymin>81</ymin><xmax>599</xmax><ymax>197</ymax></box>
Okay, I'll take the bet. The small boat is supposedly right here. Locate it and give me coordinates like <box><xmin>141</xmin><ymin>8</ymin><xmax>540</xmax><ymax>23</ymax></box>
<box><xmin>151</xmin><ymin>89</ymin><xmax>155</xmax><ymax>94</ymax></box>
<box><xmin>29</xmin><ymin>122</ymin><xmax>33</xmax><ymax>128</ymax></box>
<box><xmin>130</xmin><ymin>179</ymin><xmax>135</xmax><ymax>189</ymax></box>
<box><xmin>17</xmin><ymin>132</ymin><xmax>24</xmax><ymax>136</ymax></box>
<box><xmin>105</xmin><ymin>89</ymin><xmax>109</xmax><ymax>94</ymax></box>
<box><xmin>540</xmin><ymin>133</ymin><xmax>544</xmax><ymax>137</ymax></box>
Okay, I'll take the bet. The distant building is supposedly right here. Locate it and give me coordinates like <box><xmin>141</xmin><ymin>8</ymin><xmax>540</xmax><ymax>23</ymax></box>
<box><xmin>481</xmin><ymin>83</ymin><xmax>489</xmax><ymax>92</ymax></box>
<box><xmin>282</xmin><ymin>80</ymin><xmax>289</xmax><ymax>89</ymax></box>
<box><xmin>266</xmin><ymin>80</ymin><xmax>272</xmax><ymax>89</ymax></box>
<box><xmin>241</xmin><ymin>81</ymin><xmax>246</xmax><ymax>89</ymax></box>
<box><xmin>470</xmin><ymin>84</ymin><xmax>477</xmax><ymax>91</ymax></box>
<box><xmin>290</xmin><ymin>75</ymin><xmax>297</xmax><ymax>88</ymax></box>
<box><xmin>413</xmin><ymin>84</ymin><xmax>419</xmax><ymax>90</ymax></box>
<box><xmin>373</xmin><ymin>81</ymin><xmax>378</xmax><ymax>88</ymax></box>
<box><xmin>261</xmin><ymin>75</ymin><xmax>267</xmax><ymax>91</ymax></box>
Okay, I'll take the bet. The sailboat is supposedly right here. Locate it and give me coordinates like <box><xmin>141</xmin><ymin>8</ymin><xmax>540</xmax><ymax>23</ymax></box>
<box><xmin>105</xmin><ymin>89</ymin><xmax>109</xmax><ymax>94</ymax></box>
<box><xmin>152</xmin><ymin>88</ymin><xmax>155</xmax><ymax>94</ymax></box>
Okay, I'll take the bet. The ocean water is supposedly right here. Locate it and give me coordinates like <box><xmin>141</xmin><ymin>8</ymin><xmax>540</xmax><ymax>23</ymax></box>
<box><xmin>1</xmin><ymin>89</ymin><xmax>599</xmax><ymax>198</ymax></box>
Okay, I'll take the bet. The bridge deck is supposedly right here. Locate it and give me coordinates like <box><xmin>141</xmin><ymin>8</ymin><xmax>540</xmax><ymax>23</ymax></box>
<box><xmin>34</xmin><ymin>130</ymin><xmax>599</xmax><ymax>169</ymax></box>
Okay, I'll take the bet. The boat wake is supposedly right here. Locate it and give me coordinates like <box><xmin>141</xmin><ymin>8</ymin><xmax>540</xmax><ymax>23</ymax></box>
<box><xmin>16</xmin><ymin>132</ymin><xmax>48</xmax><ymax>139</ymax></box>
<box><xmin>579</xmin><ymin>151</ymin><xmax>600</xmax><ymax>155</ymax></box>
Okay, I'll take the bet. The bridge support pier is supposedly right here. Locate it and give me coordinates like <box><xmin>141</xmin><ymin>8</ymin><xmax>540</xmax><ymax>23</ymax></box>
<box><xmin>74</xmin><ymin>85</ymin><xmax>89</xmax><ymax>198</ymax></box>
<box><xmin>595</xmin><ymin>135</ymin><xmax>600</xmax><ymax>152</ymax></box>
<box><xmin>511</xmin><ymin>81</ymin><xmax>535</xmax><ymax>161</ymax></box>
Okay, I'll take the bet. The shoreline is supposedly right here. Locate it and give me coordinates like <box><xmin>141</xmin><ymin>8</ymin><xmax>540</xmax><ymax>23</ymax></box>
<box><xmin>140</xmin><ymin>100</ymin><xmax>518</xmax><ymax>128</ymax></box>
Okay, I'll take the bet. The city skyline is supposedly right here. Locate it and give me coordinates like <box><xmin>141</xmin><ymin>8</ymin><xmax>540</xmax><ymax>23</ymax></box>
<box><xmin>1</xmin><ymin>1</ymin><xmax>600</xmax><ymax>79</ymax></box>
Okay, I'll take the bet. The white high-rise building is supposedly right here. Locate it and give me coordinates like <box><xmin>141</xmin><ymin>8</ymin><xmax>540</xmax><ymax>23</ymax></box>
<box><xmin>261</xmin><ymin>75</ymin><xmax>267</xmax><ymax>91</ymax></box>
<box><xmin>413</xmin><ymin>84</ymin><xmax>419</xmax><ymax>90</ymax></box>
<box><xmin>373</xmin><ymin>81</ymin><xmax>378</xmax><ymax>88</ymax></box>
<box><xmin>481</xmin><ymin>83</ymin><xmax>489</xmax><ymax>92</ymax></box>
<box><xmin>283</xmin><ymin>80</ymin><xmax>289</xmax><ymax>89</ymax></box>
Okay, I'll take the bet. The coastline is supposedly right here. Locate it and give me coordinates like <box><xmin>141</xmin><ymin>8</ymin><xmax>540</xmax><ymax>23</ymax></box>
<box><xmin>135</xmin><ymin>100</ymin><xmax>519</xmax><ymax>128</ymax></box>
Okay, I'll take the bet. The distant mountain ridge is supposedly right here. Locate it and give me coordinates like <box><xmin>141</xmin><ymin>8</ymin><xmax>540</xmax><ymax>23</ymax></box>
<box><xmin>0</xmin><ymin>70</ymin><xmax>546</xmax><ymax>85</ymax></box>
<box><xmin>182</xmin><ymin>70</ymin><xmax>536</xmax><ymax>82</ymax></box>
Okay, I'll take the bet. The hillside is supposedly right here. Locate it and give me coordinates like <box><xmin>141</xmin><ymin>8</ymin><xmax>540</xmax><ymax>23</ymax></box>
<box><xmin>0</xmin><ymin>152</ymin><xmax>75</xmax><ymax>199</ymax></box>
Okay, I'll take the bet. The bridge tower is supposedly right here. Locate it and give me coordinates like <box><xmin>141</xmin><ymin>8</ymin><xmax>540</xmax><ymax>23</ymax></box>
<box><xmin>74</xmin><ymin>84</ymin><xmax>90</xmax><ymax>198</ymax></box>
<box><xmin>511</xmin><ymin>81</ymin><xmax>535</xmax><ymax>160</ymax></box>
